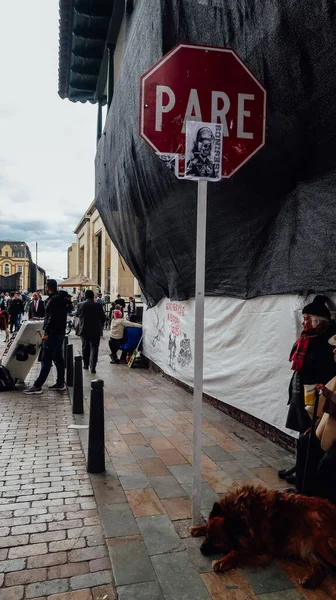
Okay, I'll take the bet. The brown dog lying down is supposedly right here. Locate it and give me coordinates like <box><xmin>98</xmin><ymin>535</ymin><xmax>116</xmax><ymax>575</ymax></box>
<box><xmin>190</xmin><ymin>485</ymin><xmax>336</xmax><ymax>589</ymax></box>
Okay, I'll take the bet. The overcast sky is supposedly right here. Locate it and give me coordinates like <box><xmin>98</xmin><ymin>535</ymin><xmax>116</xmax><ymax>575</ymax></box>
<box><xmin>0</xmin><ymin>0</ymin><xmax>97</xmax><ymax>279</ymax></box>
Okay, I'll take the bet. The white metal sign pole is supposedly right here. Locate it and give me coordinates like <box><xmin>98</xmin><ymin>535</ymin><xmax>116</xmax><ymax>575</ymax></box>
<box><xmin>192</xmin><ymin>179</ymin><xmax>207</xmax><ymax>525</ymax></box>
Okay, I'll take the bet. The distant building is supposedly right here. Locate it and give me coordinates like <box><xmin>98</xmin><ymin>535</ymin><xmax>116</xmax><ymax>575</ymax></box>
<box><xmin>67</xmin><ymin>201</ymin><xmax>140</xmax><ymax>299</ymax></box>
<box><xmin>0</xmin><ymin>241</ymin><xmax>46</xmax><ymax>293</ymax></box>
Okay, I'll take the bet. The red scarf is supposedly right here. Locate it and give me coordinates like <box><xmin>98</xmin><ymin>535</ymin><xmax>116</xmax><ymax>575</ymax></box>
<box><xmin>290</xmin><ymin>329</ymin><xmax>322</xmax><ymax>373</ymax></box>
<box><xmin>290</xmin><ymin>335</ymin><xmax>310</xmax><ymax>373</ymax></box>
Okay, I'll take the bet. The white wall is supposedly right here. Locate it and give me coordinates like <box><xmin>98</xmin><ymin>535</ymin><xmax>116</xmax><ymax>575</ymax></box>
<box><xmin>142</xmin><ymin>294</ymin><xmax>336</xmax><ymax>436</ymax></box>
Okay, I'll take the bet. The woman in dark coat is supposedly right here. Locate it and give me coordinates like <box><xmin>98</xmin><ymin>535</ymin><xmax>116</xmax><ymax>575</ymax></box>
<box><xmin>279</xmin><ymin>295</ymin><xmax>336</xmax><ymax>484</ymax></box>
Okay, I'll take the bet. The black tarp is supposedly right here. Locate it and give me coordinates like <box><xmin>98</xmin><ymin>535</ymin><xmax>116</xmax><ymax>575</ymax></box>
<box><xmin>95</xmin><ymin>0</ymin><xmax>336</xmax><ymax>308</ymax></box>
<box><xmin>0</xmin><ymin>274</ymin><xmax>20</xmax><ymax>293</ymax></box>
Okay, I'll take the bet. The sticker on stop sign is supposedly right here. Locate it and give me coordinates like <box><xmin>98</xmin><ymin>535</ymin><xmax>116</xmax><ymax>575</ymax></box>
<box><xmin>140</xmin><ymin>44</ymin><xmax>267</xmax><ymax>178</ymax></box>
<box><xmin>185</xmin><ymin>121</ymin><xmax>223</xmax><ymax>181</ymax></box>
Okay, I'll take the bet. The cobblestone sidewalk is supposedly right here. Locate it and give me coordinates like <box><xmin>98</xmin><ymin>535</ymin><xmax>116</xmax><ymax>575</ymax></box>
<box><xmin>0</xmin><ymin>353</ymin><xmax>115</xmax><ymax>600</ymax></box>
<box><xmin>1</xmin><ymin>331</ymin><xmax>336</xmax><ymax>600</ymax></box>
<box><xmin>72</xmin><ymin>334</ymin><xmax>336</xmax><ymax>600</ymax></box>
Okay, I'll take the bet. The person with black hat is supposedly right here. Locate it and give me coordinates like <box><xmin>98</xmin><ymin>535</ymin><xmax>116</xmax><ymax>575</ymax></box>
<box><xmin>278</xmin><ymin>295</ymin><xmax>336</xmax><ymax>484</ymax></box>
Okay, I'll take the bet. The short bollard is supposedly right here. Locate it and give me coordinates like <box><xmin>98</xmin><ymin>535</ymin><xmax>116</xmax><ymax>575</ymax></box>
<box><xmin>73</xmin><ymin>355</ymin><xmax>84</xmax><ymax>414</ymax></box>
<box><xmin>66</xmin><ymin>344</ymin><xmax>74</xmax><ymax>387</ymax></box>
<box><xmin>63</xmin><ymin>335</ymin><xmax>68</xmax><ymax>363</ymax></box>
<box><xmin>87</xmin><ymin>379</ymin><xmax>105</xmax><ymax>473</ymax></box>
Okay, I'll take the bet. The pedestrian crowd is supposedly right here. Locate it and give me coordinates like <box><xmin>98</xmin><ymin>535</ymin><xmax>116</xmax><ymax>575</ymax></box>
<box><xmin>20</xmin><ymin>283</ymin><xmax>141</xmax><ymax>395</ymax></box>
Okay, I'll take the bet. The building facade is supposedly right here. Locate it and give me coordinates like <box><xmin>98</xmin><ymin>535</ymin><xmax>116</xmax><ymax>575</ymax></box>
<box><xmin>0</xmin><ymin>241</ymin><xmax>46</xmax><ymax>293</ymax></box>
<box><xmin>67</xmin><ymin>201</ymin><xmax>140</xmax><ymax>299</ymax></box>
<box><xmin>0</xmin><ymin>242</ymin><xmax>31</xmax><ymax>292</ymax></box>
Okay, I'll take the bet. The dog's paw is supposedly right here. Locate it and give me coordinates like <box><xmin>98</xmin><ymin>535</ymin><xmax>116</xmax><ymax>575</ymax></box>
<box><xmin>189</xmin><ymin>526</ymin><xmax>205</xmax><ymax>537</ymax></box>
<box><xmin>212</xmin><ymin>559</ymin><xmax>229</xmax><ymax>572</ymax></box>
<box><xmin>299</xmin><ymin>576</ymin><xmax>318</xmax><ymax>589</ymax></box>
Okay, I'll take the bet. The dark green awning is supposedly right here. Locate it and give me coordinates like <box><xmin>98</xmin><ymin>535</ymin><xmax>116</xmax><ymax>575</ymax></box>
<box><xmin>58</xmin><ymin>0</ymin><xmax>113</xmax><ymax>103</ymax></box>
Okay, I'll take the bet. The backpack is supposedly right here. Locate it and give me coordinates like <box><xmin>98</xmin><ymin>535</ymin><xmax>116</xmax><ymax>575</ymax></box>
<box><xmin>0</xmin><ymin>366</ymin><xmax>15</xmax><ymax>392</ymax></box>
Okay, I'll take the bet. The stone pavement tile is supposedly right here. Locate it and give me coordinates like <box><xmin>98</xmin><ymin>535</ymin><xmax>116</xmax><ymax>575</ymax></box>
<box><xmin>201</xmin><ymin>570</ymin><xmax>257</xmax><ymax>600</ymax></box>
<box><xmin>167</xmin><ymin>464</ymin><xmax>193</xmax><ymax>484</ymax></box>
<box><xmin>68</xmin><ymin>547</ymin><xmax>107</xmax><ymax>563</ymax></box>
<box><xmin>8</xmin><ymin>542</ymin><xmax>48</xmax><ymax>559</ymax></box>
<box><xmin>279</xmin><ymin>560</ymin><xmax>333</xmax><ymax>600</ymax></box>
<box><xmin>149</xmin><ymin>438</ymin><xmax>174</xmax><ymax>452</ymax></box>
<box><xmin>28</xmin><ymin>552</ymin><xmax>67</xmax><ymax>569</ymax></box>
<box><xmin>91</xmin><ymin>584</ymin><xmax>116</xmax><ymax>599</ymax></box>
<box><xmin>117</xmin><ymin>581</ymin><xmax>164</xmax><ymax>600</ymax></box>
<box><xmin>48</xmin><ymin>562</ymin><xmax>90</xmax><ymax>579</ymax></box>
<box><xmin>119</xmin><ymin>471</ymin><xmax>150</xmax><ymax>491</ymax></box>
<box><xmin>99</xmin><ymin>504</ymin><xmax>139</xmax><ymax>538</ymax></box>
<box><xmin>244</xmin><ymin>563</ymin><xmax>295</xmax><ymax>595</ymax></box>
<box><xmin>251</xmin><ymin>468</ymin><xmax>288</xmax><ymax>489</ymax></box>
<box><xmin>0</xmin><ymin>558</ymin><xmax>26</xmax><ymax>572</ymax></box>
<box><xmin>122</xmin><ymin>434</ymin><xmax>148</xmax><ymax>446</ymax></box>
<box><xmin>107</xmin><ymin>536</ymin><xmax>156</xmax><ymax>586</ymax></box>
<box><xmin>182</xmin><ymin>482</ymin><xmax>219</xmax><ymax>510</ymax></box>
<box><xmin>161</xmin><ymin>496</ymin><xmax>191</xmax><ymax>520</ymax></box>
<box><xmin>156</xmin><ymin>449</ymin><xmax>188</xmax><ymax>465</ymax></box>
<box><xmin>129</xmin><ymin>446</ymin><xmax>157</xmax><ymax>460</ymax></box>
<box><xmin>217</xmin><ymin>459</ymin><xmax>255</xmax><ymax>480</ymax></box>
<box><xmin>136</xmin><ymin>514</ymin><xmax>183</xmax><ymax>555</ymax></box>
<box><xmin>182</xmin><ymin>538</ymin><xmax>222</xmax><ymax>573</ymax></box>
<box><xmin>126</xmin><ymin>489</ymin><xmax>166</xmax><ymax>517</ymax></box>
<box><xmin>173</xmin><ymin>519</ymin><xmax>192</xmax><ymax>539</ymax></box>
<box><xmin>255</xmin><ymin>592</ymin><xmax>307</xmax><ymax>600</ymax></box>
<box><xmin>48</xmin><ymin>591</ymin><xmax>92</xmax><ymax>600</ymax></box>
<box><xmin>0</xmin><ymin>587</ymin><xmax>24</xmax><ymax>599</ymax></box>
<box><xmin>151</xmin><ymin>551</ymin><xmax>211</xmax><ymax>600</ymax></box>
<box><xmin>117</xmin><ymin>424</ymin><xmax>139</xmax><ymax>435</ymax></box>
<box><xmin>25</xmin><ymin>578</ymin><xmax>70</xmax><ymax>598</ymax></box>
<box><xmin>137</xmin><ymin>458</ymin><xmax>170</xmax><ymax>477</ymax></box>
<box><xmin>70</xmin><ymin>570</ymin><xmax>112</xmax><ymax>590</ymax></box>
<box><xmin>138</xmin><ymin>427</ymin><xmax>165</xmax><ymax>439</ymax></box>
<box><xmin>89</xmin><ymin>557</ymin><xmax>111</xmax><ymax>572</ymax></box>
<box><xmin>203</xmin><ymin>445</ymin><xmax>235</xmax><ymax>463</ymax></box>
<box><xmin>149</xmin><ymin>475</ymin><xmax>186</xmax><ymax>499</ymax></box>
<box><xmin>202</xmin><ymin>471</ymin><xmax>233</xmax><ymax>493</ymax></box>
<box><xmin>229</xmin><ymin>451</ymin><xmax>267</xmax><ymax>469</ymax></box>
<box><xmin>5</xmin><ymin>566</ymin><xmax>47</xmax><ymax>586</ymax></box>
<box><xmin>92</xmin><ymin>480</ymin><xmax>127</xmax><ymax>505</ymax></box>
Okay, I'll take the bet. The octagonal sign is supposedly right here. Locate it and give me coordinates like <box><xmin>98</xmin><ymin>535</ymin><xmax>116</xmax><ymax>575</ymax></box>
<box><xmin>140</xmin><ymin>43</ymin><xmax>266</xmax><ymax>178</ymax></box>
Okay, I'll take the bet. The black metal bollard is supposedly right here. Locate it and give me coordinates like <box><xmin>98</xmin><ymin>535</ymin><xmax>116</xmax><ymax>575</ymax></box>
<box><xmin>63</xmin><ymin>335</ymin><xmax>68</xmax><ymax>363</ymax></box>
<box><xmin>87</xmin><ymin>379</ymin><xmax>105</xmax><ymax>473</ymax></box>
<box><xmin>72</xmin><ymin>355</ymin><xmax>84</xmax><ymax>414</ymax></box>
<box><xmin>66</xmin><ymin>344</ymin><xmax>74</xmax><ymax>387</ymax></box>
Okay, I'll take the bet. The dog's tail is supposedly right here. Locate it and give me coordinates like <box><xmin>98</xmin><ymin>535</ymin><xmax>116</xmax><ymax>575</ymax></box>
<box><xmin>317</xmin><ymin>538</ymin><xmax>336</xmax><ymax>567</ymax></box>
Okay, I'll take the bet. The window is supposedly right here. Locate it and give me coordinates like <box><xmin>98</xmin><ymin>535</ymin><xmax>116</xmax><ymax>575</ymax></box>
<box><xmin>4</xmin><ymin>264</ymin><xmax>10</xmax><ymax>275</ymax></box>
<box><xmin>18</xmin><ymin>252</ymin><xmax>23</xmax><ymax>258</ymax></box>
<box><xmin>5</xmin><ymin>252</ymin><xmax>8</xmax><ymax>257</ymax></box>
<box><xmin>17</xmin><ymin>265</ymin><xmax>23</xmax><ymax>273</ymax></box>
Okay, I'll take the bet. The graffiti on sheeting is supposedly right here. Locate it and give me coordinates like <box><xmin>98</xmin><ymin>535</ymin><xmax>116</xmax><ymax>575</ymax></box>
<box><xmin>165</xmin><ymin>302</ymin><xmax>192</xmax><ymax>370</ymax></box>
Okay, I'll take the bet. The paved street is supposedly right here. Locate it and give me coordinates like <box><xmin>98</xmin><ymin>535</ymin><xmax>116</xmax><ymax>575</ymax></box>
<box><xmin>0</xmin><ymin>331</ymin><xmax>335</xmax><ymax>599</ymax></box>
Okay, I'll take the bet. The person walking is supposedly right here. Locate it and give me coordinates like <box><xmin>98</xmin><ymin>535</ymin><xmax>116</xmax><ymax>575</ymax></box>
<box><xmin>28</xmin><ymin>292</ymin><xmax>45</xmax><ymax>319</ymax></box>
<box><xmin>127</xmin><ymin>296</ymin><xmax>136</xmax><ymax>321</ymax></box>
<box><xmin>76</xmin><ymin>290</ymin><xmax>106</xmax><ymax>374</ymax></box>
<box><xmin>23</xmin><ymin>279</ymin><xmax>72</xmax><ymax>395</ymax></box>
<box><xmin>114</xmin><ymin>294</ymin><xmax>125</xmax><ymax>314</ymax></box>
<box><xmin>8</xmin><ymin>292</ymin><xmax>24</xmax><ymax>333</ymax></box>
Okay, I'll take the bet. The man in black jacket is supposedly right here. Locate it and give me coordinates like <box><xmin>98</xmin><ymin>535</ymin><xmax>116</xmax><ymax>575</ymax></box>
<box><xmin>24</xmin><ymin>279</ymin><xmax>72</xmax><ymax>395</ymax></box>
<box><xmin>76</xmin><ymin>290</ymin><xmax>105</xmax><ymax>374</ymax></box>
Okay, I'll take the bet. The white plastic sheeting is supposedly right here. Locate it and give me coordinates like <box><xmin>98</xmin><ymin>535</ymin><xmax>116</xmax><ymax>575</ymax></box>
<box><xmin>142</xmin><ymin>294</ymin><xmax>333</xmax><ymax>436</ymax></box>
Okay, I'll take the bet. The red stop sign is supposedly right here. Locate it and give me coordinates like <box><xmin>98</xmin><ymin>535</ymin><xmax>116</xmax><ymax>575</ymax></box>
<box><xmin>140</xmin><ymin>43</ymin><xmax>266</xmax><ymax>178</ymax></box>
